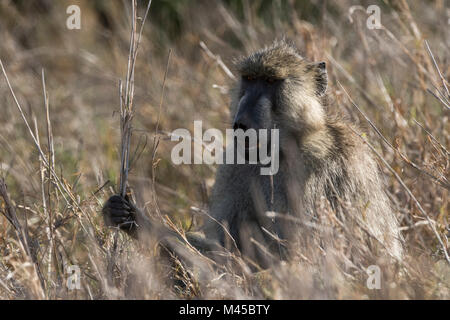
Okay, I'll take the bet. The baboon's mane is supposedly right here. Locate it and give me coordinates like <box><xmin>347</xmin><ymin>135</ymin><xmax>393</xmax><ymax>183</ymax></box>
<box><xmin>236</xmin><ymin>39</ymin><xmax>306</xmax><ymax>79</ymax></box>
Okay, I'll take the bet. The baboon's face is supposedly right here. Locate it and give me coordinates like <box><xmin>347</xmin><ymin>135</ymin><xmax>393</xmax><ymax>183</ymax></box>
<box><xmin>233</xmin><ymin>40</ymin><xmax>328</xmax><ymax>139</ymax></box>
<box><xmin>232</xmin><ymin>74</ymin><xmax>280</xmax><ymax>133</ymax></box>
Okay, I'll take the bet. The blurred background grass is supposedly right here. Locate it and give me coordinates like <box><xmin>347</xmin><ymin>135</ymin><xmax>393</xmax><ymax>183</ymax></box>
<box><xmin>0</xmin><ymin>0</ymin><xmax>448</xmax><ymax>299</ymax></box>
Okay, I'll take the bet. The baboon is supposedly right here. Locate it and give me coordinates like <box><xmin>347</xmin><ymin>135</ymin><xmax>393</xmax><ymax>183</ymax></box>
<box><xmin>103</xmin><ymin>39</ymin><xmax>403</xmax><ymax>267</ymax></box>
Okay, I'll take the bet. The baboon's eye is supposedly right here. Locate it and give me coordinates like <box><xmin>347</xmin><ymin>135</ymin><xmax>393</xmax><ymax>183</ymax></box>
<box><xmin>244</xmin><ymin>75</ymin><xmax>256</xmax><ymax>81</ymax></box>
<box><xmin>266</xmin><ymin>77</ymin><xmax>276</xmax><ymax>84</ymax></box>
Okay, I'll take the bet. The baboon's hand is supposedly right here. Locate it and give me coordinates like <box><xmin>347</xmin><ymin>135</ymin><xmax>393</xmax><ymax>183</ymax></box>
<box><xmin>102</xmin><ymin>194</ymin><xmax>137</xmax><ymax>235</ymax></box>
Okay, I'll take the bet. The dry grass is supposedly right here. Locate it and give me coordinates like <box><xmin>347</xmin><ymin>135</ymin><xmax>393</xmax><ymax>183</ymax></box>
<box><xmin>0</xmin><ymin>0</ymin><xmax>448</xmax><ymax>299</ymax></box>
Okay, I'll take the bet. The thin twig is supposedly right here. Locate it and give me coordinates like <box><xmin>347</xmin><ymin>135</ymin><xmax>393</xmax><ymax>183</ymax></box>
<box><xmin>118</xmin><ymin>0</ymin><xmax>153</xmax><ymax>197</ymax></box>
<box><xmin>425</xmin><ymin>40</ymin><xmax>450</xmax><ymax>100</ymax></box>
<box><xmin>200</xmin><ymin>41</ymin><xmax>236</xmax><ymax>80</ymax></box>
<box><xmin>349</xmin><ymin>127</ymin><xmax>450</xmax><ymax>264</ymax></box>
<box><xmin>0</xmin><ymin>178</ymin><xmax>46</xmax><ymax>296</ymax></box>
<box><xmin>0</xmin><ymin>59</ymin><xmax>88</xmax><ymax>216</ymax></box>
<box><xmin>413</xmin><ymin>119</ymin><xmax>449</xmax><ymax>156</ymax></box>
<box><xmin>338</xmin><ymin>81</ymin><xmax>450</xmax><ymax>190</ymax></box>
<box><xmin>150</xmin><ymin>50</ymin><xmax>172</xmax><ymax>218</ymax></box>
<box><xmin>41</xmin><ymin>69</ymin><xmax>57</xmax><ymax>293</ymax></box>
<box><xmin>338</xmin><ymin>82</ymin><xmax>450</xmax><ymax>263</ymax></box>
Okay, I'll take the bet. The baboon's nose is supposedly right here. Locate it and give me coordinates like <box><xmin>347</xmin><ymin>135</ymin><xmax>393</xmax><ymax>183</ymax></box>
<box><xmin>233</xmin><ymin>111</ymin><xmax>253</xmax><ymax>131</ymax></box>
<box><xmin>233</xmin><ymin>122</ymin><xmax>249</xmax><ymax>131</ymax></box>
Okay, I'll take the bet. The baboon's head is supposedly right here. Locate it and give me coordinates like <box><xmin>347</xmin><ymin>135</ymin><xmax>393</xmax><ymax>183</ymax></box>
<box><xmin>233</xmin><ymin>39</ymin><xmax>328</xmax><ymax>137</ymax></box>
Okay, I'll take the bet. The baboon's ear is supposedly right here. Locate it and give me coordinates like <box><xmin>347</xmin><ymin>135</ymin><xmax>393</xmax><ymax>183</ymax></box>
<box><xmin>314</xmin><ymin>61</ymin><xmax>327</xmax><ymax>96</ymax></box>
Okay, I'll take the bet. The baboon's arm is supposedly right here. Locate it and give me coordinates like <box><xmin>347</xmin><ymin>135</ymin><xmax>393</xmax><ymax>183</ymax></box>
<box><xmin>102</xmin><ymin>195</ymin><xmax>222</xmax><ymax>253</ymax></box>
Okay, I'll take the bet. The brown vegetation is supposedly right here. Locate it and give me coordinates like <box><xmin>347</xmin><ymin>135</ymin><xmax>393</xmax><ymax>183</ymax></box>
<box><xmin>0</xmin><ymin>0</ymin><xmax>448</xmax><ymax>299</ymax></box>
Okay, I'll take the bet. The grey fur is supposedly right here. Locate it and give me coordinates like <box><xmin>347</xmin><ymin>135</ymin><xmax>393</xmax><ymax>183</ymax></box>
<box><xmin>102</xmin><ymin>39</ymin><xmax>403</xmax><ymax>265</ymax></box>
<box><xmin>205</xmin><ymin>39</ymin><xmax>402</xmax><ymax>261</ymax></box>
